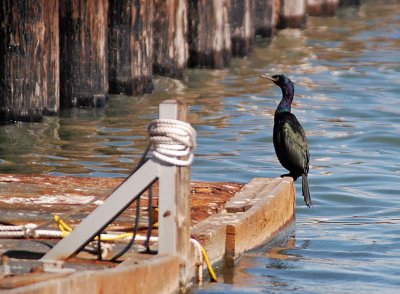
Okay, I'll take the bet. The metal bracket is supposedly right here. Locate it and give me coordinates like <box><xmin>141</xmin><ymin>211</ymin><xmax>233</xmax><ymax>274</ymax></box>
<box><xmin>40</xmin><ymin>100</ymin><xmax>188</xmax><ymax>263</ymax></box>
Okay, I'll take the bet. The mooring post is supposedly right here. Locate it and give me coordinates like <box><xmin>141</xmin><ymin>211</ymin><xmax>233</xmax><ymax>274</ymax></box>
<box><xmin>157</xmin><ymin>100</ymin><xmax>191</xmax><ymax>290</ymax></box>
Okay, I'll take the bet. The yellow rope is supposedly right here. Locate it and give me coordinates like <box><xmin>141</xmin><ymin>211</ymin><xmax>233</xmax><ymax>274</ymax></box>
<box><xmin>199</xmin><ymin>243</ymin><xmax>218</xmax><ymax>282</ymax></box>
<box><xmin>94</xmin><ymin>233</ymin><xmax>134</xmax><ymax>241</ymax></box>
<box><xmin>54</xmin><ymin>215</ymin><xmax>148</xmax><ymax>241</ymax></box>
<box><xmin>152</xmin><ymin>207</ymin><xmax>159</xmax><ymax>228</ymax></box>
<box><xmin>54</xmin><ymin>214</ymin><xmax>72</xmax><ymax>232</ymax></box>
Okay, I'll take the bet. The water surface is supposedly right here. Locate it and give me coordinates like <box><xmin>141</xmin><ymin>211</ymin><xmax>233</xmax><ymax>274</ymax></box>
<box><xmin>1</xmin><ymin>1</ymin><xmax>400</xmax><ymax>292</ymax></box>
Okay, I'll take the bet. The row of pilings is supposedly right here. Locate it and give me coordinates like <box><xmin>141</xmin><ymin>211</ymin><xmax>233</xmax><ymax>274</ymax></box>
<box><xmin>0</xmin><ymin>0</ymin><xmax>360</xmax><ymax>123</ymax></box>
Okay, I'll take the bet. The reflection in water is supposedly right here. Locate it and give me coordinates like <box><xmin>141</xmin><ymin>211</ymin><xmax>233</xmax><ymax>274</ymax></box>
<box><xmin>266</xmin><ymin>238</ymin><xmax>299</xmax><ymax>260</ymax></box>
<box><xmin>1</xmin><ymin>1</ymin><xmax>400</xmax><ymax>293</ymax></box>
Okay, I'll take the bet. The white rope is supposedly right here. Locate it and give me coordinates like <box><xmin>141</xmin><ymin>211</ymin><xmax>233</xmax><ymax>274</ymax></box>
<box><xmin>0</xmin><ymin>229</ymin><xmax>160</xmax><ymax>241</ymax></box>
<box><xmin>0</xmin><ymin>229</ymin><xmax>62</xmax><ymax>239</ymax></box>
<box><xmin>148</xmin><ymin>118</ymin><xmax>196</xmax><ymax>166</ymax></box>
<box><xmin>0</xmin><ymin>223</ymin><xmax>37</xmax><ymax>232</ymax></box>
<box><xmin>0</xmin><ymin>226</ymin><xmax>206</xmax><ymax>283</ymax></box>
<box><xmin>190</xmin><ymin>238</ymin><xmax>204</xmax><ymax>284</ymax></box>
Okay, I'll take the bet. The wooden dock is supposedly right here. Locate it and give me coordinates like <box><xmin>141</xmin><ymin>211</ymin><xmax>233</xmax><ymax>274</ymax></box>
<box><xmin>0</xmin><ymin>174</ymin><xmax>295</xmax><ymax>293</ymax></box>
<box><xmin>0</xmin><ymin>93</ymin><xmax>299</xmax><ymax>294</ymax></box>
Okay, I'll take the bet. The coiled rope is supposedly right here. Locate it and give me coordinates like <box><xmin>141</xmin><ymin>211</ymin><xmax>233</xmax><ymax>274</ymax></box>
<box><xmin>148</xmin><ymin>118</ymin><xmax>196</xmax><ymax>166</ymax></box>
<box><xmin>0</xmin><ymin>119</ymin><xmax>215</xmax><ymax>281</ymax></box>
<box><xmin>8</xmin><ymin>118</ymin><xmax>196</xmax><ymax>238</ymax></box>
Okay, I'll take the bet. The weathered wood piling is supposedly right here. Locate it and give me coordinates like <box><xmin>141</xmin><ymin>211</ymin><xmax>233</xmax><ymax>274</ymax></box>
<box><xmin>0</xmin><ymin>0</ymin><xmax>59</xmax><ymax>123</ymax></box>
<box><xmin>307</xmin><ymin>0</ymin><xmax>339</xmax><ymax>16</ymax></box>
<box><xmin>188</xmin><ymin>0</ymin><xmax>231</xmax><ymax>68</ymax></box>
<box><xmin>59</xmin><ymin>0</ymin><xmax>108</xmax><ymax>108</ymax></box>
<box><xmin>108</xmin><ymin>0</ymin><xmax>153</xmax><ymax>95</ymax></box>
<box><xmin>254</xmin><ymin>0</ymin><xmax>276</xmax><ymax>38</ymax></box>
<box><xmin>276</xmin><ymin>0</ymin><xmax>307</xmax><ymax>29</ymax></box>
<box><xmin>0</xmin><ymin>0</ymin><xmax>358</xmax><ymax>123</ymax></box>
<box><xmin>152</xmin><ymin>0</ymin><xmax>189</xmax><ymax>78</ymax></box>
<box><xmin>229</xmin><ymin>0</ymin><xmax>255</xmax><ymax>57</ymax></box>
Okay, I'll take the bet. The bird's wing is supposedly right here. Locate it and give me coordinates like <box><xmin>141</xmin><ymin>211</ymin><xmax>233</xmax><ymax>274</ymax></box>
<box><xmin>281</xmin><ymin>113</ymin><xmax>309</xmax><ymax>174</ymax></box>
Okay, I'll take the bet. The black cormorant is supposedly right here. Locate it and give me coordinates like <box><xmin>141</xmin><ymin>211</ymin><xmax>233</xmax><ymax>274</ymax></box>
<box><xmin>260</xmin><ymin>74</ymin><xmax>312</xmax><ymax>207</ymax></box>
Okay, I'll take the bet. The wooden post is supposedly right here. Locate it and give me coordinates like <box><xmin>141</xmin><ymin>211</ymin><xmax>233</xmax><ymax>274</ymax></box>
<box><xmin>158</xmin><ymin>100</ymin><xmax>191</xmax><ymax>290</ymax></box>
<box><xmin>254</xmin><ymin>0</ymin><xmax>275</xmax><ymax>38</ymax></box>
<box><xmin>108</xmin><ymin>0</ymin><xmax>153</xmax><ymax>95</ymax></box>
<box><xmin>188</xmin><ymin>0</ymin><xmax>231</xmax><ymax>68</ymax></box>
<box><xmin>59</xmin><ymin>0</ymin><xmax>108</xmax><ymax>108</ymax></box>
<box><xmin>153</xmin><ymin>0</ymin><xmax>188</xmax><ymax>78</ymax></box>
<box><xmin>0</xmin><ymin>0</ymin><xmax>59</xmax><ymax>123</ymax></box>
<box><xmin>229</xmin><ymin>0</ymin><xmax>255</xmax><ymax>57</ymax></box>
<box><xmin>276</xmin><ymin>0</ymin><xmax>307</xmax><ymax>29</ymax></box>
<box><xmin>307</xmin><ymin>0</ymin><xmax>339</xmax><ymax>16</ymax></box>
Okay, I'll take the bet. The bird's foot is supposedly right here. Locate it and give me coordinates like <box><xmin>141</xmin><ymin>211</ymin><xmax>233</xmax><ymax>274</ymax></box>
<box><xmin>280</xmin><ymin>173</ymin><xmax>298</xmax><ymax>181</ymax></box>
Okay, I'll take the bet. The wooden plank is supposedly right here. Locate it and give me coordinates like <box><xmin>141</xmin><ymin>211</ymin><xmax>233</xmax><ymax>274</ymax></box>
<box><xmin>225</xmin><ymin>177</ymin><xmax>295</xmax><ymax>266</ymax></box>
<box><xmin>5</xmin><ymin>255</ymin><xmax>179</xmax><ymax>294</ymax></box>
<box><xmin>191</xmin><ymin>213</ymin><xmax>240</xmax><ymax>266</ymax></box>
<box><xmin>191</xmin><ymin>177</ymin><xmax>295</xmax><ymax>272</ymax></box>
<box><xmin>225</xmin><ymin>178</ymin><xmax>273</xmax><ymax>213</ymax></box>
<box><xmin>0</xmin><ymin>272</ymin><xmax>70</xmax><ymax>290</ymax></box>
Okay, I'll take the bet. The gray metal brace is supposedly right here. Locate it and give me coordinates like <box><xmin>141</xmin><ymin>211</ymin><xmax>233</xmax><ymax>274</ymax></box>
<box><xmin>41</xmin><ymin>100</ymin><xmax>187</xmax><ymax>261</ymax></box>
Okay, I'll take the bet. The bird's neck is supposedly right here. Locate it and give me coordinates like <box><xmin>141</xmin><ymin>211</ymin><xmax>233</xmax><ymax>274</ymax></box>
<box><xmin>276</xmin><ymin>84</ymin><xmax>294</xmax><ymax>114</ymax></box>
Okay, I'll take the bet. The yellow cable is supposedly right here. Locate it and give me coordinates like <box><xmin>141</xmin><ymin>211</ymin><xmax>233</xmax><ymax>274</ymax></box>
<box><xmin>53</xmin><ymin>214</ymin><xmax>218</xmax><ymax>282</ymax></box>
<box><xmin>54</xmin><ymin>215</ymin><xmax>72</xmax><ymax>232</ymax></box>
<box><xmin>152</xmin><ymin>208</ymin><xmax>159</xmax><ymax>228</ymax></box>
<box><xmin>54</xmin><ymin>216</ymin><xmax>137</xmax><ymax>242</ymax></box>
<box><xmin>94</xmin><ymin>233</ymin><xmax>133</xmax><ymax>241</ymax></box>
<box><xmin>60</xmin><ymin>231</ymin><xmax>69</xmax><ymax>238</ymax></box>
<box><xmin>56</xmin><ymin>229</ymin><xmax>134</xmax><ymax>241</ymax></box>
<box><xmin>199</xmin><ymin>244</ymin><xmax>218</xmax><ymax>282</ymax></box>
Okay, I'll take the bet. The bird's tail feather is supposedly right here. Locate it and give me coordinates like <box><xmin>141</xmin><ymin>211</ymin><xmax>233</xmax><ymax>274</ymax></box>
<box><xmin>302</xmin><ymin>174</ymin><xmax>312</xmax><ymax>208</ymax></box>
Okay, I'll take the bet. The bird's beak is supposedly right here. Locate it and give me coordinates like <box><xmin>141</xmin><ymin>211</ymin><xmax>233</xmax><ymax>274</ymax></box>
<box><xmin>259</xmin><ymin>74</ymin><xmax>277</xmax><ymax>83</ymax></box>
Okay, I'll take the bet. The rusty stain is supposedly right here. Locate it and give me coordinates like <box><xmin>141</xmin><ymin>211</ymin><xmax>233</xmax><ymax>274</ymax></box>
<box><xmin>0</xmin><ymin>174</ymin><xmax>243</xmax><ymax>227</ymax></box>
<box><xmin>0</xmin><ymin>174</ymin><xmax>243</xmax><ymax>289</ymax></box>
